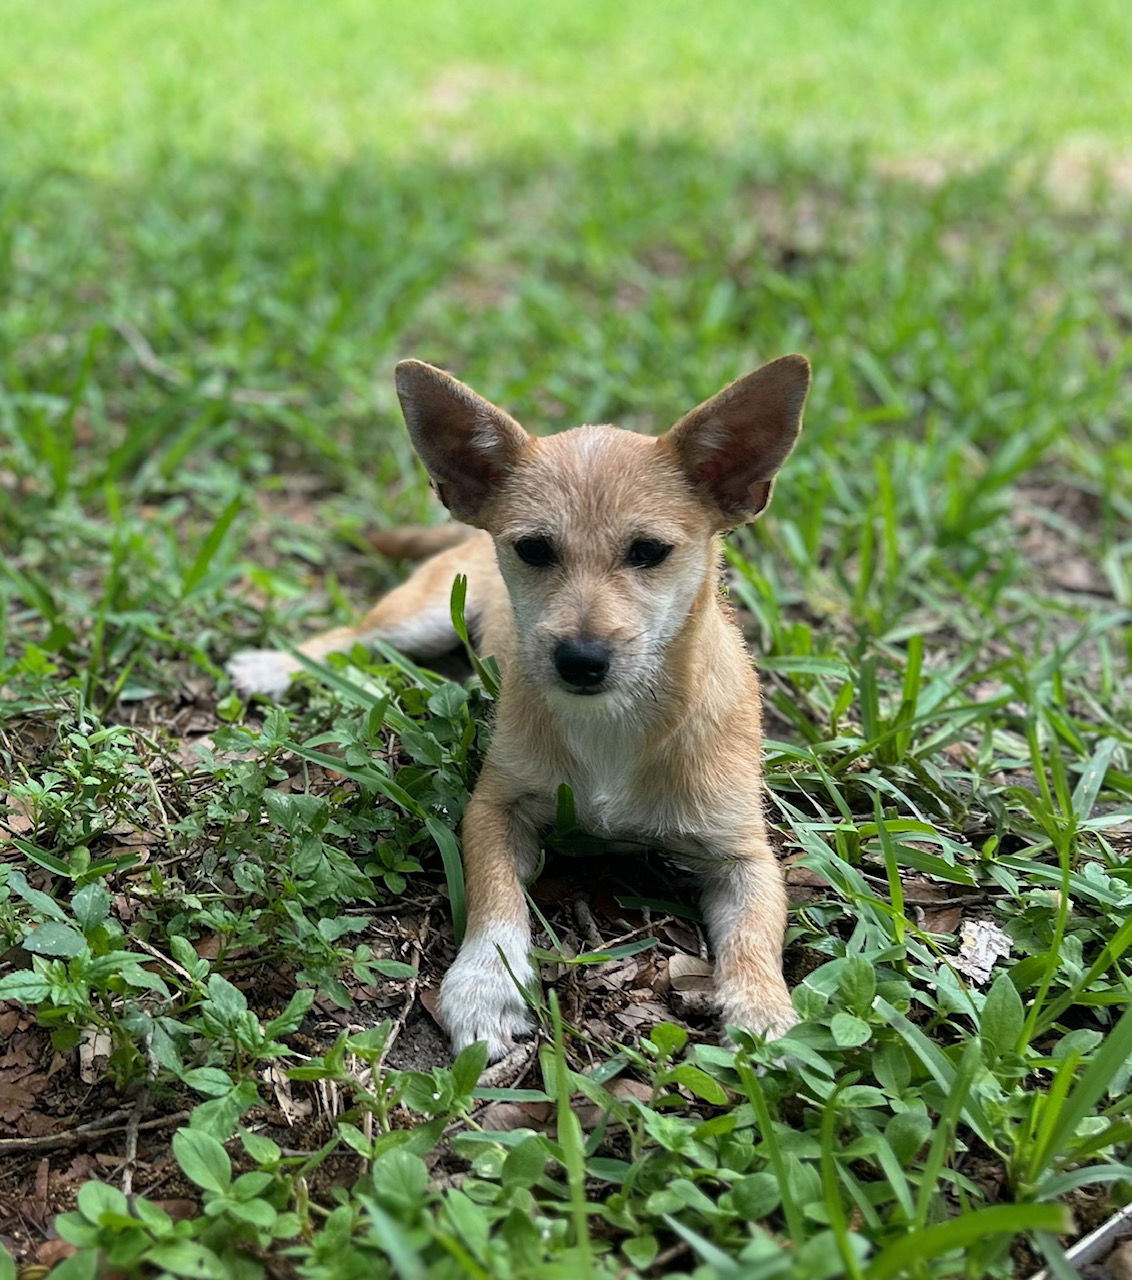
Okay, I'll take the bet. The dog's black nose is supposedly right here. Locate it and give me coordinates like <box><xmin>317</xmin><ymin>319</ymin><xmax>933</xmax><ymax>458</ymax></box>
<box><xmin>553</xmin><ymin>638</ymin><xmax>610</xmax><ymax>689</ymax></box>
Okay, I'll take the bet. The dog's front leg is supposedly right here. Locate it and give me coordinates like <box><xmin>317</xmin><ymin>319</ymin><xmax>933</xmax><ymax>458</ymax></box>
<box><xmin>437</xmin><ymin>773</ymin><xmax>539</xmax><ymax>1062</ymax></box>
<box><xmin>700</xmin><ymin>839</ymin><xmax>797</xmax><ymax>1042</ymax></box>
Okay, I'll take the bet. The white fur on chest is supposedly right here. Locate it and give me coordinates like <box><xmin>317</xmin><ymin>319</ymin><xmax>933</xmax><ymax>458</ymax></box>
<box><xmin>556</xmin><ymin>710</ymin><xmax>655</xmax><ymax>834</ymax></box>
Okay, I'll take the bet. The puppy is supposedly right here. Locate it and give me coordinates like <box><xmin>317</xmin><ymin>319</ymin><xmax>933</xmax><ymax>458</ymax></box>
<box><xmin>228</xmin><ymin>356</ymin><xmax>811</xmax><ymax>1061</ymax></box>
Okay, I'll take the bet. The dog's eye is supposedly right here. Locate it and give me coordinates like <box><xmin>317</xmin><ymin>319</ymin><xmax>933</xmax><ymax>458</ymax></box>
<box><xmin>514</xmin><ymin>536</ymin><xmax>558</xmax><ymax>567</ymax></box>
<box><xmin>626</xmin><ymin>539</ymin><xmax>673</xmax><ymax>569</ymax></box>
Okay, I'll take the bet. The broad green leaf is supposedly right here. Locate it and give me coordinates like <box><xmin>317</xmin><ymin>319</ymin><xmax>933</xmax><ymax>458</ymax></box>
<box><xmin>830</xmin><ymin>1012</ymin><xmax>872</xmax><ymax>1048</ymax></box>
<box><xmin>368</xmin><ymin>958</ymin><xmax>418</xmax><ymax>979</ymax></box>
<box><xmin>70</xmin><ymin>882</ymin><xmax>110</xmax><ymax>930</ymax></box>
<box><xmin>502</xmin><ymin>1134</ymin><xmax>548</xmax><ymax>1188</ymax></box>
<box><xmin>981</xmin><ymin>972</ymin><xmax>1024</xmax><ymax>1057</ymax></box>
<box><xmin>451</xmin><ymin>1039</ymin><xmax>489</xmax><ymax>1098</ymax></box>
<box><xmin>77</xmin><ymin>1180</ymin><xmax>129</xmax><ymax>1222</ymax></box>
<box><xmin>181</xmin><ymin>1067</ymin><xmax>237</xmax><ymax>1098</ymax></box>
<box><xmin>0</xmin><ymin>971</ymin><xmax>51</xmax><ymax>1002</ymax></box>
<box><xmin>671</xmin><ymin>1064</ymin><xmax>728</xmax><ymax>1105</ymax></box>
<box><xmin>7</xmin><ymin>869</ymin><xmax>69</xmax><ymax>920</ymax></box>
<box><xmin>173</xmin><ymin>1128</ymin><xmax>232</xmax><ymax>1194</ymax></box>
<box><xmin>885</xmin><ymin>1110</ymin><xmax>932</xmax><ymax>1163</ymax></box>
<box><xmin>146</xmin><ymin>1240</ymin><xmax>226</xmax><ymax>1278</ymax></box>
<box><xmin>23</xmin><ymin>921</ymin><xmax>86</xmax><ymax>957</ymax></box>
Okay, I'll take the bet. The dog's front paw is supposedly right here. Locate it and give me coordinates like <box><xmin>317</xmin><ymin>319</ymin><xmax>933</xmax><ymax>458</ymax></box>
<box><xmin>718</xmin><ymin>987</ymin><xmax>798</xmax><ymax>1044</ymax></box>
<box><xmin>227</xmin><ymin>648</ymin><xmax>301</xmax><ymax>698</ymax></box>
<box><xmin>437</xmin><ymin>933</ymin><xmax>537</xmax><ymax>1063</ymax></box>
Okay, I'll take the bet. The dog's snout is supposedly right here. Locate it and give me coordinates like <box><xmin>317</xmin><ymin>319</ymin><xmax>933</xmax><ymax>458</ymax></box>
<box><xmin>553</xmin><ymin>638</ymin><xmax>611</xmax><ymax>690</ymax></box>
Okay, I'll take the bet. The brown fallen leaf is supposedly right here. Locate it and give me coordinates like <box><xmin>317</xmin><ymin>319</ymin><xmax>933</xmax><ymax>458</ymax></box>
<box><xmin>0</xmin><ymin>1081</ymin><xmax>38</xmax><ymax>1124</ymax></box>
<box><xmin>418</xmin><ymin>986</ymin><xmax>441</xmax><ymax>1025</ymax></box>
<box><xmin>784</xmin><ymin>865</ymin><xmax>829</xmax><ymax>889</ymax></box>
<box><xmin>34</xmin><ymin>1239</ymin><xmax>76</xmax><ymax>1268</ymax></box>
<box><xmin>194</xmin><ymin>935</ymin><xmax>222</xmax><ymax>960</ymax></box>
<box><xmin>919</xmin><ymin>906</ymin><xmax>964</xmax><ymax>936</ymax></box>
<box><xmin>478</xmin><ymin>1101</ymin><xmax>553</xmax><ymax>1132</ymax></box>
<box><xmin>152</xmin><ymin>1199</ymin><xmax>200</xmax><ymax>1221</ymax></box>
<box><xmin>660</xmin><ymin>920</ymin><xmax>699</xmax><ymax>953</ymax></box>
<box><xmin>667</xmin><ymin>953</ymin><xmax>714</xmax><ymax>992</ymax></box>
<box><xmin>614</xmin><ymin>1000</ymin><xmax>674</xmax><ymax>1031</ymax></box>
<box><xmin>78</xmin><ymin>1031</ymin><xmax>113</xmax><ymax>1085</ymax></box>
<box><xmin>264</xmin><ymin>1064</ymin><xmax>311</xmax><ymax>1126</ymax></box>
<box><xmin>574</xmin><ymin>1077</ymin><xmax>654</xmax><ymax>1130</ymax></box>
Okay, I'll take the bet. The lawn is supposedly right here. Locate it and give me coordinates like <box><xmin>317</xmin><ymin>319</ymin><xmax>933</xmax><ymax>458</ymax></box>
<box><xmin>1</xmin><ymin>2</ymin><xmax>1131</xmax><ymax>1277</ymax></box>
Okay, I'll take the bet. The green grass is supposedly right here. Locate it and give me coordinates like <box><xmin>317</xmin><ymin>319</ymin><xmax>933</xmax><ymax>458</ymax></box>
<box><xmin>3</xmin><ymin>0</ymin><xmax>1132</xmax><ymax>169</ymax></box>
<box><xmin>1</xmin><ymin>3</ymin><xmax>1131</xmax><ymax>1278</ymax></box>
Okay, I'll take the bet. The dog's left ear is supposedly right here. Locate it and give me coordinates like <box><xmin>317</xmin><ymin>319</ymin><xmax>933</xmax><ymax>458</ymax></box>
<box><xmin>662</xmin><ymin>354</ymin><xmax>811</xmax><ymax>526</ymax></box>
<box><xmin>395</xmin><ymin>360</ymin><xmax>530</xmax><ymax>526</ymax></box>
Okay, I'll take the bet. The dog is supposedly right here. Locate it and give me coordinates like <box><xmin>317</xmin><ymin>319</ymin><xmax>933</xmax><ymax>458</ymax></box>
<box><xmin>228</xmin><ymin>355</ymin><xmax>811</xmax><ymax>1061</ymax></box>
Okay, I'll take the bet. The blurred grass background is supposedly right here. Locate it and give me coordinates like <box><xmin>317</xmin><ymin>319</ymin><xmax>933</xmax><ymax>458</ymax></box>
<box><xmin>3</xmin><ymin>0</ymin><xmax>1130</xmax><ymax>170</ymax></box>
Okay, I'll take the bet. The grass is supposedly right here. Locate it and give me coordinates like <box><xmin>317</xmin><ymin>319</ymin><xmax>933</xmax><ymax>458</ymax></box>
<box><xmin>3</xmin><ymin>0</ymin><xmax>1132</xmax><ymax>168</ymax></box>
<box><xmin>1</xmin><ymin>2</ymin><xmax>1131</xmax><ymax>1277</ymax></box>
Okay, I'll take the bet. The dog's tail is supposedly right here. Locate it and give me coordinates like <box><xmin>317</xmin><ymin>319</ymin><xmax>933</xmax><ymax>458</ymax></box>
<box><xmin>367</xmin><ymin>523</ymin><xmax>477</xmax><ymax>560</ymax></box>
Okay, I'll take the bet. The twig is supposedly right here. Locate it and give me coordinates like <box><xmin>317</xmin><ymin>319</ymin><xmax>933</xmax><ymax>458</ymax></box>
<box><xmin>120</xmin><ymin>1088</ymin><xmax>149</xmax><ymax>1197</ymax></box>
<box><xmin>573</xmin><ymin>899</ymin><xmax>604</xmax><ymax>948</ymax></box>
<box><xmin>602</xmin><ymin>915</ymin><xmax>676</xmax><ymax>950</ymax></box>
<box><xmin>477</xmin><ymin>1041</ymin><xmax>537</xmax><ymax>1090</ymax></box>
<box><xmin>128</xmin><ymin>934</ymin><xmax>197</xmax><ymax>984</ymax></box>
<box><xmin>0</xmin><ymin>1109</ymin><xmax>189</xmax><ymax>1154</ymax></box>
<box><xmin>114</xmin><ymin>320</ymin><xmax>185</xmax><ymax>386</ymax></box>
<box><xmin>648</xmin><ymin>1240</ymin><xmax>691</xmax><ymax>1274</ymax></box>
<box><xmin>114</xmin><ymin>319</ymin><xmax>301</xmax><ymax>407</ymax></box>
<box><xmin>859</xmin><ymin>871</ymin><xmax>988</xmax><ymax>905</ymax></box>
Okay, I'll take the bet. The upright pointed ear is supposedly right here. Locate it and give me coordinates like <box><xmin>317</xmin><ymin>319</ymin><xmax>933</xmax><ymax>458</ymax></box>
<box><xmin>661</xmin><ymin>354</ymin><xmax>811</xmax><ymax>526</ymax></box>
<box><xmin>394</xmin><ymin>360</ymin><xmax>531</xmax><ymax>526</ymax></box>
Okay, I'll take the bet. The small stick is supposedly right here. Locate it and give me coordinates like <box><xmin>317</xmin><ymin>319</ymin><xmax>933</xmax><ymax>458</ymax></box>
<box><xmin>476</xmin><ymin>1041</ymin><xmax>537</xmax><ymax>1090</ymax></box>
<box><xmin>114</xmin><ymin>320</ymin><xmax>300</xmax><ymax>406</ymax></box>
<box><xmin>573</xmin><ymin>899</ymin><xmax>604</xmax><ymax>948</ymax></box>
<box><xmin>0</xmin><ymin>1109</ymin><xmax>190</xmax><ymax>1154</ymax></box>
<box><xmin>121</xmin><ymin>1088</ymin><xmax>149</xmax><ymax>1197</ymax></box>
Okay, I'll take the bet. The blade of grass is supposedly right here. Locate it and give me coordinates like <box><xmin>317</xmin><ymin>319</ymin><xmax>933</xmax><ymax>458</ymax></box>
<box><xmin>863</xmin><ymin>1203</ymin><xmax>1070</xmax><ymax>1280</ymax></box>
<box><xmin>180</xmin><ymin>494</ymin><xmax>243</xmax><ymax>599</ymax></box>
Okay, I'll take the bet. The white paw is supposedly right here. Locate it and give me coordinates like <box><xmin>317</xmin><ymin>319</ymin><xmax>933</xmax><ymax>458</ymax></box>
<box><xmin>718</xmin><ymin>988</ymin><xmax>799</xmax><ymax>1044</ymax></box>
<box><xmin>437</xmin><ymin>931</ymin><xmax>537</xmax><ymax>1063</ymax></box>
<box><xmin>226</xmin><ymin>648</ymin><xmax>301</xmax><ymax>697</ymax></box>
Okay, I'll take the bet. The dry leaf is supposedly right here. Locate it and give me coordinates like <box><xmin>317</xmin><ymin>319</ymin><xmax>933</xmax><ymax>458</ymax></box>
<box><xmin>667</xmin><ymin>953</ymin><xmax>714</xmax><ymax>992</ymax></box>
<box><xmin>574</xmin><ymin>1076</ymin><xmax>654</xmax><ymax>1129</ymax></box>
<box><xmin>479</xmin><ymin>1100</ymin><xmax>552</xmax><ymax>1132</ymax></box>
<box><xmin>919</xmin><ymin>906</ymin><xmax>964</xmax><ymax>936</ymax></box>
<box><xmin>153</xmin><ymin>1199</ymin><xmax>201</xmax><ymax>1221</ymax></box>
<box><xmin>78</xmin><ymin>1031</ymin><xmax>113</xmax><ymax>1085</ymax></box>
<box><xmin>784</xmin><ymin>866</ymin><xmax>829</xmax><ymax>889</ymax></box>
<box><xmin>660</xmin><ymin>920</ymin><xmax>699</xmax><ymax>952</ymax></box>
<box><xmin>953</xmin><ymin>920</ymin><xmax>1012</xmax><ymax>985</ymax></box>
<box><xmin>264</xmin><ymin>1063</ymin><xmax>311</xmax><ymax>1125</ymax></box>
<box><xmin>34</xmin><ymin>1240</ymin><xmax>76</xmax><ymax>1268</ymax></box>
<box><xmin>419</xmin><ymin>986</ymin><xmax>441</xmax><ymax>1024</ymax></box>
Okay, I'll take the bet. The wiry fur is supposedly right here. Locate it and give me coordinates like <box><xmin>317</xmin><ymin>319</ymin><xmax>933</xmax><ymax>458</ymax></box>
<box><xmin>228</xmin><ymin>355</ymin><xmax>811</xmax><ymax>1061</ymax></box>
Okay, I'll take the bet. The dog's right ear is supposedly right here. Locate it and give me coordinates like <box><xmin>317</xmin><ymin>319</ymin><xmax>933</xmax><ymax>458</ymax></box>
<box><xmin>394</xmin><ymin>361</ymin><xmax>530</xmax><ymax>526</ymax></box>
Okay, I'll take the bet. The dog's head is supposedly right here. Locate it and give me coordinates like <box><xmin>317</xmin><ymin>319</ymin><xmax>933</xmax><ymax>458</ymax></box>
<box><xmin>395</xmin><ymin>357</ymin><xmax>809</xmax><ymax>709</ymax></box>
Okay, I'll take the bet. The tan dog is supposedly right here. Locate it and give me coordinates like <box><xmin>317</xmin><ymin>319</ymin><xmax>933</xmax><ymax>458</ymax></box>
<box><xmin>228</xmin><ymin>355</ymin><xmax>811</xmax><ymax>1060</ymax></box>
